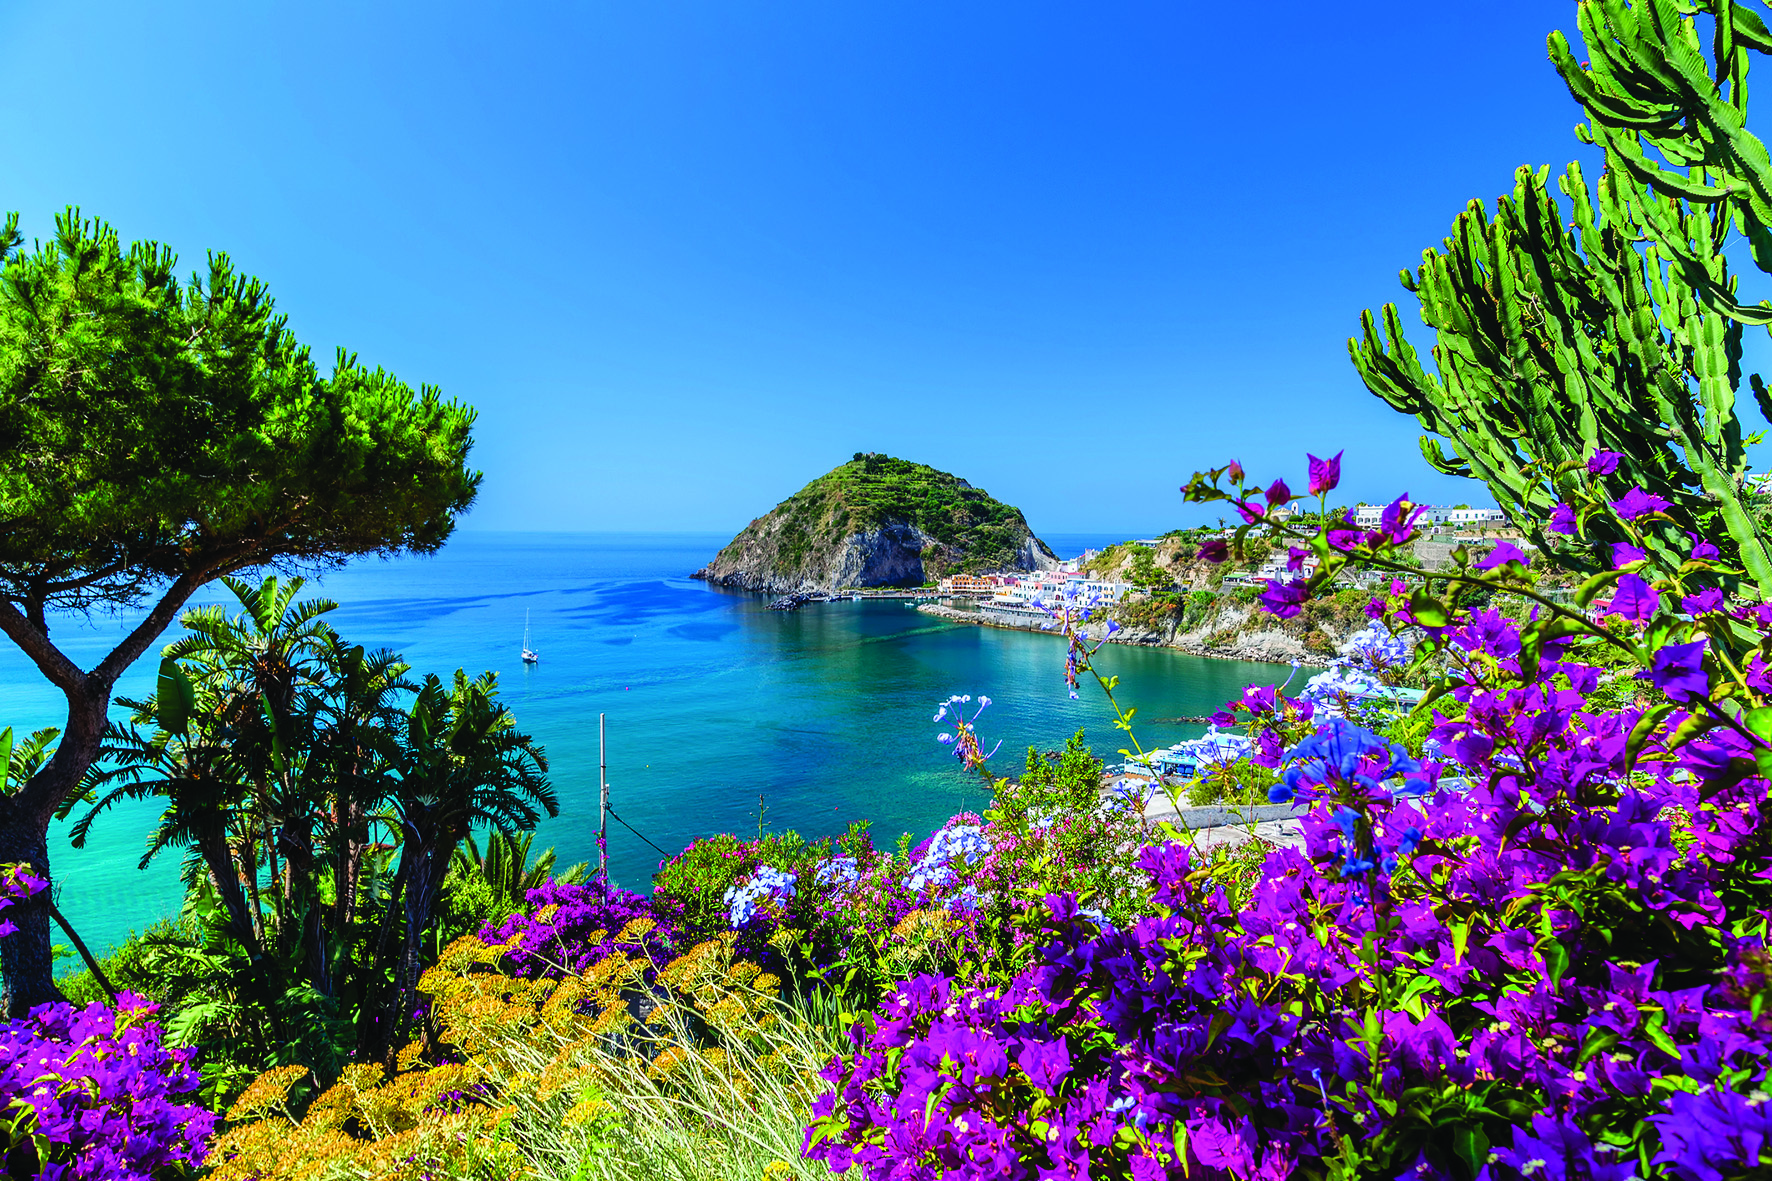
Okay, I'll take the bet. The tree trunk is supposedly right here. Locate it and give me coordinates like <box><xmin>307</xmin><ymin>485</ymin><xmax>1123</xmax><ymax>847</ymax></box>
<box><xmin>201</xmin><ymin>830</ymin><xmax>263</xmax><ymax>958</ymax></box>
<box><xmin>0</xmin><ymin>680</ymin><xmax>110</xmax><ymax>1016</ymax></box>
<box><xmin>0</xmin><ymin>571</ymin><xmax>215</xmax><ymax>1010</ymax></box>
<box><xmin>358</xmin><ymin>856</ymin><xmax>410</xmax><ymax>1066</ymax></box>
<box><xmin>384</xmin><ymin>840</ymin><xmax>441</xmax><ymax>1070</ymax></box>
<box><xmin>0</xmin><ymin>821</ymin><xmax>60</xmax><ymax>1016</ymax></box>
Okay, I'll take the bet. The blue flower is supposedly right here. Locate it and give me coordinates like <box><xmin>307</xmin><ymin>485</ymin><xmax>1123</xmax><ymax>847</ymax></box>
<box><xmin>723</xmin><ymin>865</ymin><xmax>798</xmax><ymax>927</ymax></box>
<box><xmin>1281</xmin><ymin>718</ymin><xmax>1422</xmax><ymax>797</ymax></box>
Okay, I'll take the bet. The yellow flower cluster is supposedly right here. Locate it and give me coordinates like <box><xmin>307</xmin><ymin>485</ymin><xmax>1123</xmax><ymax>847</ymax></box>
<box><xmin>209</xmin><ymin>925</ymin><xmax>799</xmax><ymax>1180</ymax></box>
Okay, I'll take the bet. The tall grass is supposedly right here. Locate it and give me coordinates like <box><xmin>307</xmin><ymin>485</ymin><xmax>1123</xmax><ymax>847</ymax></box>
<box><xmin>209</xmin><ymin>929</ymin><xmax>846</xmax><ymax>1180</ymax></box>
<box><xmin>509</xmin><ymin>979</ymin><xmax>844</xmax><ymax>1181</ymax></box>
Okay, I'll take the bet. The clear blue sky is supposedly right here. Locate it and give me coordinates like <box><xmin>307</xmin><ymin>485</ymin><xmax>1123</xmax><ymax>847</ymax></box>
<box><xmin>0</xmin><ymin>2</ymin><xmax>1684</xmax><ymax>536</ymax></box>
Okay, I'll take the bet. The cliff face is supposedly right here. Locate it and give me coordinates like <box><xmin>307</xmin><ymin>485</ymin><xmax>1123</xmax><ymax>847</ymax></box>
<box><xmin>693</xmin><ymin>455</ymin><xmax>1057</xmax><ymax>593</ymax></box>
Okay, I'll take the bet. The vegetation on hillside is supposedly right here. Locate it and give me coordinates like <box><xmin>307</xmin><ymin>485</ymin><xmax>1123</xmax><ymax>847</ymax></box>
<box><xmin>717</xmin><ymin>453</ymin><xmax>1052</xmax><ymax>578</ymax></box>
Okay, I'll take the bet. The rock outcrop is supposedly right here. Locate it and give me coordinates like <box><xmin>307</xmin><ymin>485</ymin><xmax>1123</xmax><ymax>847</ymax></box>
<box><xmin>693</xmin><ymin>454</ymin><xmax>1057</xmax><ymax>593</ymax></box>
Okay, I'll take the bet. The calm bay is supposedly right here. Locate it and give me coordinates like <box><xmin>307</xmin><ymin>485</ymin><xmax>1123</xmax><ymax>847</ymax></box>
<box><xmin>0</xmin><ymin>532</ymin><xmax>1293</xmax><ymax>962</ymax></box>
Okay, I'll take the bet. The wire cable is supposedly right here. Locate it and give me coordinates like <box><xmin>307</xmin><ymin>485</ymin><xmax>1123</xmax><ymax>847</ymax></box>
<box><xmin>605</xmin><ymin>803</ymin><xmax>674</xmax><ymax>859</ymax></box>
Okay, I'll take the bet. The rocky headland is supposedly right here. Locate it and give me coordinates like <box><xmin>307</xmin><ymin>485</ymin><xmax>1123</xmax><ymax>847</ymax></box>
<box><xmin>693</xmin><ymin>453</ymin><xmax>1057</xmax><ymax>594</ymax></box>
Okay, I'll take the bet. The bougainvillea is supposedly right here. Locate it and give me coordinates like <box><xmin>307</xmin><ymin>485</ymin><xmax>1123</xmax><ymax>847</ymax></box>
<box><xmin>485</xmin><ymin>879</ymin><xmax>680</xmax><ymax>978</ymax></box>
<box><xmin>804</xmin><ymin>456</ymin><xmax>1772</xmax><ymax>1180</ymax></box>
<box><xmin>0</xmin><ymin>992</ymin><xmax>214</xmax><ymax>1180</ymax></box>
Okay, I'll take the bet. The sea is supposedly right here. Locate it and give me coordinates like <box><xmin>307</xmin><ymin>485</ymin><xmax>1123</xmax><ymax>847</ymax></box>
<box><xmin>0</xmin><ymin>532</ymin><xmax>1295</xmax><ymax>963</ymax></box>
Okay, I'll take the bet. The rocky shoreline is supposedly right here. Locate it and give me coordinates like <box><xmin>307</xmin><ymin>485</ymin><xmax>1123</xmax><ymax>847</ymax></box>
<box><xmin>915</xmin><ymin>602</ymin><xmax>1330</xmax><ymax>668</ymax></box>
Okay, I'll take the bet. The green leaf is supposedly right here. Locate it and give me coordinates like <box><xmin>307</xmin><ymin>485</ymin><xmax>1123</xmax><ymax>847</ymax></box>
<box><xmin>261</xmin><ymin>694</ymin><xmax>286</xmax><ymax>772</ymax></box>
<box><xmin>1747</xmin><ymin>707</ymin><xmax>1772</xmax><ymax>778</ymax></box>
<box><xmin>0</xmin><ymin>729</ymin><xmax>12</xmax><ymax>791</ymax></box>
<box><xmin>1452</xmin><ymin>1123</ymin><xmax>1490</xmax><ymax>1176</ymax></box>
<box><xmin>1626</xmin><ymin>704</ymin><xmax>1675</xmax><ymax>770</ymax></box>
<box><xmin>155</xmin><ymin>659</ymin><xmax>194</xmax><ymax>735</ymax></box>
<box><xmin>1410</xmin><ymin>588</ymin><xmax>1449</xmax><ymax>628</ymax></box>
<box><xmin>1540</xmin><ymin>936</ymin><xmax>1570</xmax><ymax>992</ymax></box>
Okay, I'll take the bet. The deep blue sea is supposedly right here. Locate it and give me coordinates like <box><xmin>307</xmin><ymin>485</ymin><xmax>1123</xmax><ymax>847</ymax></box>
<box><xmin>0</xmin><ymin>532</ymin><xmax>1293</xmax><ymax>963</ymax></box>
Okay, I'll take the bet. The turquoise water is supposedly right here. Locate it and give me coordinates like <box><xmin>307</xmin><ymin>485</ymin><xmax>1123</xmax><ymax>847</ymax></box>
<box><xmin>0</xmin><ymin>532</ymin><xmax>1293</xmax><ymax>960</ymax></box>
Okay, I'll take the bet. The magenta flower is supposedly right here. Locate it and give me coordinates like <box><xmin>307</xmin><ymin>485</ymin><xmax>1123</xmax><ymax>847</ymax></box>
<box><xmin>1642</xmin><ymin>639</ymin><xmax>1709</xmax><ymax>703</ymax></box>
<box><xmin>1266</xmin><ymin>478</ymin><xmax>1292</xmax><ymax>507</ymax></box>
<box><xmin>1476</xmin><ymin>540</ymin><xmax>1528</xmax><ymax>570</ymax></box>
<box><xmin>1226</xmin><ymin>459</ymin><xmax>1244</xmax><ymax>484</ymax></box>
<box><xmin>1605</xmin><ymin>573</ymin><xmax>1661</xmax><ymax>622</ymax></box>
<box><xmin>1549</xmin><ymin>502</ymin><xmax>1578</xmax><ymax>535</ymax></box>
<box><xmin>1195</xmin><ymin>538</ymin><xmax>1230</xmax><ymax>563</ymax></box>
<box><xmin>1587</xmin><ymin>449</ymin><xmax>1624</xmax><ymax>476</ymax></box>
<box><xmin>1235</xmin><ymin>500</ymin><xmax>1266</xmax><ymax>524</ymax></box>
<box><xmin>1746</xmin><ymin>652</ymin><xmax>1772</xmax><ymax>694</ymax></box>
<box><xmin>1682</xmin><ymin>588</ymin><xmax>1724</xmax><ymax>616</ymax></box>
<box><xmin>1257</xmin><ymin>579</ymin><xmax>1308</xmax><ymax>619</ymax></box>
<box><xmin>1371</xmin><ymin>495</ymin><xmax>1423</xmax><ymax>546</ymax></box>
<box><xmin>1307</xmin><ymin>451</ymin><xmax>1342</xmax><ymax>495</ymax></box>
<box><xmin>1612</xmin><ymin>486</ymin><xmax>1672</xmax><ymax>520</ymax></box>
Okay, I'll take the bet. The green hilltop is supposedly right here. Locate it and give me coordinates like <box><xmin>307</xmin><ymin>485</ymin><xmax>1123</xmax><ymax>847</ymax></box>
<box><xmin>696</xmin><ymin>453</ymin><xmax>1055</xmax><ymax>590</ymax></box>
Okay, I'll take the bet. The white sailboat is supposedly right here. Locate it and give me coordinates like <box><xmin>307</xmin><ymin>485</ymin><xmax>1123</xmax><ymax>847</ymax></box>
<box><xmin>521</xmin><ymin>608</ymin><xmax>540</xmax><ymax>664</ymax></box>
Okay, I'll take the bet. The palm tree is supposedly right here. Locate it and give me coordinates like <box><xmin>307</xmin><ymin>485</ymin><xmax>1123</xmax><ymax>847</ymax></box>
<box><xmin>301</xmin><ymin>638</ymin><xmax>412</xmax><ymax>998</ymax></box>
<box><xmin>74</xmin><ymin>683</ymin><xmax>263</xmax><ymax>965</ymax></box>
<box><xmin>365</xmin><ymin>670</ymin><xmax>554</xmax><ymax>1064</ymax></box>
<box><xmin>168</xmin><ymin>575</ymin><xmax>340</xmax><ymax>927</ymax></box>
<box><xmin>449</xmin><ymin>829</ymin><xmax>587</xmax><ymax>918</ymax></box>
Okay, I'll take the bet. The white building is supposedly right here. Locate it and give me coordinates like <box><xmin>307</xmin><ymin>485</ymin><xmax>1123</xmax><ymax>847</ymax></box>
<box><xmin>1351</xmin><ymin>503</ymin><xmax>1504</xmax><ymax>530</ymax></box>
<box><xmin>1255</xmin><ymin>554</ymin><xmax>1320</xmax><ymax>582</ymax></box>
<box><xmin>990</xmin><ymin>574</ymin><xmax>1130</xmax><ymax>610</ymax></box>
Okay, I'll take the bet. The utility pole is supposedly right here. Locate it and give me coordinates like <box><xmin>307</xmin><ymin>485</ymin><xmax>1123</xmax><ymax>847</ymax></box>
<box><xmin>599</xmin><ymin>712</ymin><xmax>609</xmax><ymax>886</ymax></box>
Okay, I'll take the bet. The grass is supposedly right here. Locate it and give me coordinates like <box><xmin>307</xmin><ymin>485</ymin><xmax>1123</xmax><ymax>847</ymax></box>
<box><xmin>209</xmin><ymin>931</ymin><xmax>847</xmax><ymax>1181</ymax></box>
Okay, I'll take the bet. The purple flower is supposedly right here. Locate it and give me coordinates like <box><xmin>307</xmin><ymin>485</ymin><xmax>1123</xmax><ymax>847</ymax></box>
<box><xmin>1266</xmin><ymin>478</ymin><xmax>1292</xmax><ymax>507</ymax></box>
<box><xmin>1650</xmin><ymin>1087</ymin><xmax>1772</xmax><ymax>1181</ymax></box>
<box><xmin>1612</xmin><ymin>486</ymin><xmax>1672</xmax><ymax>520</ymax></box>
<box><xmin>1688</xmin><ymin>532</ymin><xmax>1721</xmax><ymax>562</ymax></box>
<box><xmin>1748</xmin><ymin>652</ymin><xmax>1772</xmax><ymax>693</ymax></box>
<box><xmin>1587</xmin><ymin>449</ymin><xmax>1624</xmax><ymax>476</ymax></box>
<box><xmin>1490</xmin><ymin>1113</ymin><xmax>1637</xmax><ymax>1181</ymax></box>
<box><xmin>1642</xmin><ymin>639</ymin><xmax>1708</xmax><ymax>703</ymax></box>
<box><xmin>1196</xmin><ymin>538</ymin><xmax>1230</xmax><ymax>563</ymax></box>
<box><xmin>1682</xmin><ymin>587</ymin><xmax>1724</xmax><ymax>616</ymax></box>
<box><xmin>1610</xmin><ymin>542</ymin><xmax>1646</xmax><ymax>568</ymax></box>
<box><xmin>1476</xmin><ymin>540</ymin><xmax>1528</xmax><ymax>570</ymax></box>
<box><xmin>1605</xmin><ymin>573</ymin><xmax>1661</xmax><ymax>622</ymax></box>
<box><xmin>1258</xmin><ymin>578</ymin><xmax>1308</xmax><ymax>620</ymax></box>
<box><xmin>1307</xmin><ymin>451</ymin><xmax>1342</xmax><ymax>495</ymax></box>
<box><xmin>1373</xmin><ymin>494</ymin><xmax>1423</xmax><ymax>546</ymax></box>
<box><xmin>1549</xmin><ymin>502</ymin><xmax>1578</xmax><ymax>535</ymax></box>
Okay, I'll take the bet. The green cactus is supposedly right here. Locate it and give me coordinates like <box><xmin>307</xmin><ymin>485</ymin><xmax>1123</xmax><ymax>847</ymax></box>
<box><xmin>1349</xmin><ymin>0</ymin><xmax>1772</xmax><ymax>596</ymax></box>
<box><xmin>1550</xmin><ymin>0</ymin><xmax>1772</xmax><ymax>324</ymax></box>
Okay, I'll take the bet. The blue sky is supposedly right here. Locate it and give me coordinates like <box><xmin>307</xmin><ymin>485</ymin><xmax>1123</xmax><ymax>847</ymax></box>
<box><xmin>0</xmin><ymin>2</ymin><xmax>1673</xmax><ymax>536</ymax></box>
